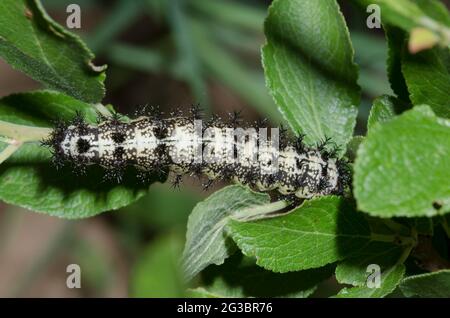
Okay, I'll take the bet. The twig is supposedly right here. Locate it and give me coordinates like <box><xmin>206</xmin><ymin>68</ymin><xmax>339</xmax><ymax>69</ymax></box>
<box><xmin>0</xmin><ymin>121</ymin><xmax>52</xmax><ymax>164</ymax></box>
<box><xmin>233</xmin><ymin>200</ymin><xmax>290</xmax><ymax>221</ymax></box>
<box><xmin>94</xmin><ymin>103</ymin><xmax>113</xmax><ymax>118</ymax></box>
<box><xmin>0</xmin><ymin>143</ymin><xmax>21</xmax><ymax>164</ymax></box>
<box><xmin>0</xmin><ymin>120</ymin><xmax>52</xmax><ymax>142</ymax></box>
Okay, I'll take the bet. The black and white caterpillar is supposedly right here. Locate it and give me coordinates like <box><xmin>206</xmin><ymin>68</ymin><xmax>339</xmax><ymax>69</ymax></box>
<box><xmin>43</xmin><ymin>107</ymin><xmax>350</xmax><ymax>201</ymax></box>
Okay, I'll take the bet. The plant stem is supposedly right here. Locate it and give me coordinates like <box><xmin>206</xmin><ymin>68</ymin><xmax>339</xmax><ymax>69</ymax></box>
<box><xmin>420</xmin><ymin>17</ymin><xmax>450</xmax><ymax>46</ymax></box>
<box><xmin>398</xmin><ymin>242</ymin><xmax>415</xmax><ymax>265</ymax></box>
<box><xmin>0</xmin><ymin>143</ymin><xmax>21</xmax><ymax>164</ymax></box>
<box><xmin>0</xmin><ymin>136</ymin><xmax>14</xmax><ymax>144</ymax></box>
<box><xmin>382</xmin><ymin>219</ymin><xmax>410</xmax><ymax>235</ymax></box>
<box><xmin>234</xmin><ymin>200</ymin><xmax>290</xmax><ymax>221</ymax></box>
<box><xmin>0</xmin><ymin>121</ymin><xmax>51</xmax><ymax>142</ymax></box>
<box><xmin>93</xmin><ymin>103</ymin><xmax>113</xmax><ymax>118</ymax></box>
<box><xmin>370</xmin><ymin>233</ymin><xmax>416</xmax><ymax>246</ymax></box>
<box><xmin>0</xmin><ymin>121</ymin><xmax>52</xmax><ymax>164</ymax></box>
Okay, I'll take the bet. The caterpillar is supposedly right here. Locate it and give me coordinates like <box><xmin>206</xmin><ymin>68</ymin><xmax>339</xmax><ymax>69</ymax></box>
<box><xmin>42</xmin><ymin>107</ymin><xmax>350</xmax><ymax>202</ymax></box>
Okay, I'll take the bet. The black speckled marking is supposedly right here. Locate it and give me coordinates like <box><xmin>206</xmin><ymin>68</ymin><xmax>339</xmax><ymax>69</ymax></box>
<box><xmin>112</xmin><ymin>132</ymin><xmax>126</xmax><ymax>143</ymax></box>
<box><xmin>114</xmin><ymin>146</ymin><xmax>125</xmax><ymax>159</ymax></box>
<box><xmin>43</xmin><ymin>111</ymin><xmax>349</xmax><ymax>201</ymax></box>
<box><xmin>76</xmin><ymin>138</ymin><xmax>90</xmax><ymax>153</ymax></box>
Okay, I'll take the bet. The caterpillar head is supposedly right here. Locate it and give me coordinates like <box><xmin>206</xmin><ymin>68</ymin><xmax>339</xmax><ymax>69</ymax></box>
<box><xmin>42</xmin><ymin>119</ymin><xmax>97</xmax><ymax>168</ymax></box>
<box><xmin>60</xmin><ymin>125</ymin><xmax>97</xmax><ymax>159</ymax></box>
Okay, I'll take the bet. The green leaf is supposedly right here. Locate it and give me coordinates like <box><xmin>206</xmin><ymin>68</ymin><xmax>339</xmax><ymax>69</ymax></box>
<box><xmin>400</xmin><ymin>270</ymin><xmax>450</xmax><ymax>297</ymax></box>
<box><xmin>188</xmin><ymin>253</ymin><xmax>333</xmax><ymax>298</ymax></box>
<box><xmin>367</xmin><ymin>95</ymin><xmax>400</xmax><ymax>131</ymax></box>
<box><xmin>182</xmin><ymin>185</ymin><xmax>271</xmax><ymax>282</ymax></box>
<box><xmin>262</xmin><ymin>0</ymin><xmax>360</xmax><ymax>150</ymax></box>
<box><xmin>353</xmin><ymin>0</ymin><xmax>422</xmax><ymax>30</ymax></box>
<box><xmin>131</xmin><ymin>234</ymin><xmax>185</xmax><ymax>298</ymax></box>
<box><xmin>413</xmin><ymin>0</ymin><xmax>450</xmax><ymax>25</ymax></box>
<box><xmin>354</xmin><ymin>106</ymin><xmax>450</xmax><ymax>217</ymax></box>
<box><xmin>385</xmin><ymin>26</ymin><xmax>411</xmax><ymax>103</ymax></box>
<box><xmin>346</xmin><ymin>136</ymin><xmax>364</xmax><ymax>162</ymax></box>
<box><xmin>353</xmin><ymin>0</ymin><xmax>450</xmax><ymax>47</ymax></box>
<box><xmin>0</xmin><ymin>0</ymin><xmax>105</xmax><ymax>103</ymax></box>
<box><xmin>335</xmin><ymin>236</ymin><xmax>411</xmax><ymax>298</ymax></box>
<box><xmin>335</xmin><ymin>264</ymin><xmax>405</xmax><ymax>298</ymax></box>
<box><xmin>227</xmin><ymin>196</ymin><xmax>372</xmax><ymax>273</ymax></box>
<box><xmin>402</xmin><ymin>0</ymin><xmax>450</xmax><ymax>118</ymax></box>
<box><xmin>402</xmin><ymin>47</ymin><xmax>450</xmax><ymax>118</ymax></box>
<box><xmin>383</xmin><ymin>0</ymin><xmax>450</xmax><ymax>118</ymax></box>
<box><xmin>0</xmin><ymin>90</ymin><xmax>98</xmax><ymax>126</ymax></box>
<box><xmin>408</xmin><ymin>27</ymin><xmax>440</xmax><ymax>54</ymax></box>
<box><xmin>369</xmin><ymin>1</ymin><xmax>450</xmax><ymax>108</ymax></box>
<box><xmin>0</xmin><ymin>91</ymin><xmax>159</xmax><ymax>218</ymax></box>
<box><xmin>335</xmin><ymin>242</ymin><xmax>405</xmax><ymax>286</ymax></box>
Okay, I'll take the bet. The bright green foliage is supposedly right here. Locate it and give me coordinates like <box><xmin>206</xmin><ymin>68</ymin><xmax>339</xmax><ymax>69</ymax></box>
<box><xmin>354</xmin><ymin>106</ymin><xmax>450</xmax><ymax>217</ymax></box>
<box><xmin>0</xmin><ymin>91</ymin><xmax>158</xmax><ymax>218</ymax></box>
<box><xmin>400</xmin><ymin>270</ymin><xmax>450</xmax><ymax>297</ymax></box>
<box><xmin>188</xmin><ymin>253</ymin><xmax>334</xmax><ymax>298</ymax></box>
<box><xmin>352</xmin><ymin>0</ymin><xmax>450</xmax><ymax>45</ymax></box>
<box><xmin>335</xmin><ymin>242</ymin><xmax>405</xmax><ymax>287</ymax></box>
<box><xmin>262</xmin><ymin>0</ymin><xmax>360</xmax><ymax>150</ymax></box>
<box><xmin>335</xmin><ymin>264</ymin><xmax>405</xmax><ymax>298</ymax></box>
<box><xmin>402</xmin><ymin>46</ymin><xmax>450</xmax><ymax>118</ymax></box>
<box><xmin>0</xmin><ymin>0</ymin><xmax>105</xmax><ymax>103</ymax></box>
<box><xmin>383</xmin><ymin>0</ymin><xmax>450</xmax><ymax>117</ymax></box>
<box><xmin>227</xmin><ymin>197</ymin><xmax>371</xmax><ymax>272</ymax></box>
<box><xmin>367</xmin><ymin>95</ymin><xmax>398</xmax><ymax>130</ymax></box>
<box><xmin>182</xmin><ymin>185</ymin><xmax>270</xmax><ymax>281</ymax></box>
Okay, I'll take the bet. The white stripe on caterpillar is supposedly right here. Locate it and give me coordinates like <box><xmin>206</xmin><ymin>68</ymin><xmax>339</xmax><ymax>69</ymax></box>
<box><xmin>43</xmin><ymin>111</ymin><xmax>349</xmax><ymax>201</ymax></box>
